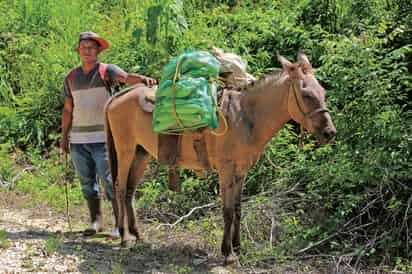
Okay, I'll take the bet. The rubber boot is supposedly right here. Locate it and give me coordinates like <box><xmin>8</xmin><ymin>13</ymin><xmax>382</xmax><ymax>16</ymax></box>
<box><xmin>83</xmin><ymin>196</ymin><xmax>103</xmax><ymax>236</ymax></box>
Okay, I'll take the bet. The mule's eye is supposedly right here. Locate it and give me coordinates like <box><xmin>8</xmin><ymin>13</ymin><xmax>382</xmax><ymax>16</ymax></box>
<box><xmin>301</xmin><ymin>89</ymin><xmax>310</xmax><ymax>96</ymax></box>
<box><xmin>302</xmin><ymin>90</ymin><xmax>314</xmax><ymax>100</ymax></box>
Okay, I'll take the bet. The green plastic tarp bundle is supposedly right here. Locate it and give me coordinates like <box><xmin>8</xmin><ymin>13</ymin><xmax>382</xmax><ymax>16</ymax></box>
<box><xmin>161</xmin><ymin>51</ymin><xmax>221</xmax><ymax>81</ymax></box>
<box><xmin>153</xmin><ymin>51</ymin><xmax>221</xmax><ymax>133</ymax></box>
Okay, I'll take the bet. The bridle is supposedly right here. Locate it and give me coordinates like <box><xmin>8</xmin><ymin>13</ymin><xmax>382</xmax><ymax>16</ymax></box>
<box><xmin>288</xmin><ymin>80</ymin><xmax>330</xmax><ymax>148</ymax></box>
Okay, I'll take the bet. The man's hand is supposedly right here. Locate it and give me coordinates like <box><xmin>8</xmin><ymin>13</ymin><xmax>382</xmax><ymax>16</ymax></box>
<box><xmin>120</xmin><ymin>73</ymin><xmax>157</xmax><ymax>87</ymax></box>
<box><xmin>141</xmin><ymin>76</ymin><xmax>157</xmax><ymax>87</ymax></box>
<box><xmin>60</xmin><ymin>137</ymin><xmax>69</xmax><ymax>154</ymax></box>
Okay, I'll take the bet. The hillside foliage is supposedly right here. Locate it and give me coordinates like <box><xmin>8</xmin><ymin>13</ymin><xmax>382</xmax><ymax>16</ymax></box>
<box><xmin>0</xmin><ymin>0</ymin><xmax>411</xmax><ymax>269</ymax></box>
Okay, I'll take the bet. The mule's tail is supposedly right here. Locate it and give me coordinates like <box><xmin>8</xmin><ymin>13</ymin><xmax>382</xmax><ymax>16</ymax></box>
<box><xmin>104</xmin><ymin>98</ymin><xmax>118</xmax><ymax>185</ymax></box>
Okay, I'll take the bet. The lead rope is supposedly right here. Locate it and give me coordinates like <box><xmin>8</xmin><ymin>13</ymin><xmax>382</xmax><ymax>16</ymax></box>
<box><xmin>290</xmin><ymin>84</ymin><xmax>307</xmax><ymax>150</ymax></box>
<box><xmin>291</xmin><ymin>83</ymin><xmax>330</xmax><ymax>150</ymax></box>
<box><xmin>299</xmin><ymin>124</ymin><xmax>306</xmax><ymax>149</ymax></box>
<box><xmin>208</xmin><ymin>80</ymin><xmax>228</xmax><ymax>136</ymax></box>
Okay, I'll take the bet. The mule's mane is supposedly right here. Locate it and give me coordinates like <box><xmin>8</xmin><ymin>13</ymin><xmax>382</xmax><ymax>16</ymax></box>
<box><xmin>243</xmin><ymin>69</ymin><xmax>284</xmax><ymax>94</ymax></box>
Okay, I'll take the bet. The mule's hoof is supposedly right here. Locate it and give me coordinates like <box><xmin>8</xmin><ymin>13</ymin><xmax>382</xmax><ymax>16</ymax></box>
<box><xmin>120</xmin><ymin>239</ymin><xmax>135</xmax><ymax>248</ymax></box>
<box><xmin>129</xmin><ymin>229</ymin><xmax>143</xmax><ymax>241</ymax></box>
<box><xmin>135</xmin><ymin>235</ymin><xmax>144</xmax><ymax>242</ymax></box>
<box><xmin>120</xmin><ymin>240</ymin><xmax>134</xmax><ymax>248</ymax></box>
<box><xmin>223</xmin><ymin>254</ymin><xmax>239</xmax><ymax>266</ymax></box>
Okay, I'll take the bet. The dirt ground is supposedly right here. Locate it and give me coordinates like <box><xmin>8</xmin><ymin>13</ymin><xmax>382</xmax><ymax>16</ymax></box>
<box><xmin>0</xmin><ymin>193</ymin><xmax>273</xmax><ymax>274</ymax></box>
<box><xmin>0</xmin><ymin>193</ymin><xmax>398</xmax><ymax>274</ymax></box>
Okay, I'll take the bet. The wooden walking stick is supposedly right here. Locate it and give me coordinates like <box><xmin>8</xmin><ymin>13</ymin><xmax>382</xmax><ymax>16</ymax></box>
<box><xmin>63</xmin><ymin>154</ymin><xmax>73</xmax><ymax>232</ymax></box>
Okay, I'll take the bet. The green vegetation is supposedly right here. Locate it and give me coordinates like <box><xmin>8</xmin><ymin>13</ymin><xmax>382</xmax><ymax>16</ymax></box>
<box><xmin>44</xmin><ymin>235</ymin><xmax>62</xmax><ymax>255</ymax></box>
<box><xmin>0</xmin><ymin>142</ymin><xmax>83</xmax><ymax>209</ymax></box>
<box><xmin>0</xmin><ymin>229</ymin><xmax>10</xmax><ymax>249</ymax></box>
<box><xmin>0</xmin><ymin>0</ymin><xmax>411</xmax><ymax>270</ymax></box>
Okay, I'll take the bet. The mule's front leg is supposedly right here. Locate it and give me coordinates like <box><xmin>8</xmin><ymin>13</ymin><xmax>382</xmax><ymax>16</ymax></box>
<box><xmin>219</xmin><ymin>166</ymin><xmax>245</xmax><ymax>264</ymax></box>
<box><xmin>232</xmin><ymin>175</ymin><xmax>244</xmax><ymax>256</ymax></box>
<box><xmin>221</xmin><ymin>203</ymin><xmax>234</xmax><ymax>258</ymax></box>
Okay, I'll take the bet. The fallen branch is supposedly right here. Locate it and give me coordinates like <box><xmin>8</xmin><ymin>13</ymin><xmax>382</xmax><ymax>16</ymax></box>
<box><xmin>296</xmin><ymin>231</ymin><xmax>339</xmax><ymax>254</ymax></box>
<box><xmin>265</xmin><ymin>152</ymin><xmax>279</xmax><ymax>169</ymax></box>
<box><xmin>269</xmin><ymin>216</ymin><xmax>275</xmax><ymax>249</ymax></box>
<box><xmin>156</xmin><ymin>202</ymin><xmax>216</xmax><ymax>229</ymax></box>
<box><xmin>241</xmin><ymin>179</ymin><xmax>300</xmax><ymax>204</ymax></box>
<box><xmin>11</xmin><ymin>167</ymin><xmax>34</xmax><ymax>184</ymax></box>
<box><xmin>243</xmin><ymin>217</ymin><xmax>256</xmax><ymax>243</ymax></box>
<box><xmin>0</xmin><ymin>167</ymin><xmax>34</xmax><ymax>189</ymax></box>
<box><xmin>296</xmin><ymin>206</ymin><xmax>377</xmax><ymax>255</ymax></box>
<box><xmin>274</xmin><ymin>181</ymin><xmax>301</xmax><ymax>198</ymax></box>
<box><xmin>0</xmin><ymin>179</ymin><xmax>9</xmax><ymax>187</ymax></box>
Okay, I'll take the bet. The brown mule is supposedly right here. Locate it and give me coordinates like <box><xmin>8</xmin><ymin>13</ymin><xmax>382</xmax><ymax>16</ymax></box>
<box><xmin>104</xmin><ymin>52</ymin><xmax>336</xmax><ymax>264</ymax></box>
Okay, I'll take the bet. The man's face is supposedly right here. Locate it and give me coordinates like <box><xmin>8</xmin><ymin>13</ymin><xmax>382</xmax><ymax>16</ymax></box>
<box><xmin>78</xmin><ymin>40</ymin><xmax>99</xmax><ymax>64</ymax></box>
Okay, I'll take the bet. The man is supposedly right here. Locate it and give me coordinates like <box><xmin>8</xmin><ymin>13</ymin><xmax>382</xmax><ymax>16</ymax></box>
<box><xmin>60</xmin><ymin>31</ymin><xmax>156</xmax><ymax>237</ymax></box>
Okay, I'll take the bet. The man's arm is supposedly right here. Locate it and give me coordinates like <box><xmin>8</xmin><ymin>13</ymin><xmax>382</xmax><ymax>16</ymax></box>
<box><xmin>115</xmin><ymin>72</ymin><xmax>157</xmax><ymax>86</ymax></box>
<box><xmin>60</xmin><ymin>97</ymin><xmax>73</xmax><ymax>153</ymax></box>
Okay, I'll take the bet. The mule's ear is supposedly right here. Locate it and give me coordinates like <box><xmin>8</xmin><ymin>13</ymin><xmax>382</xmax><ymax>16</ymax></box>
<box><xmin>211</xmin><ymin>46</ymin><xmax>224</xmax><ymax>57</ymax></box>
<box><xmin>277</xmin><ymin>53</ymin><xmax>293</xmax><ymax>70</ymax></box>
<box><xmin>298</xmin><ymin>50</ymin><xmax>313</xmax><ymax>74</ymax></box>
<box><xmin>278</xmin><ymin>53</ymin><xmax>303</xmax><ymax>79</ymax></box>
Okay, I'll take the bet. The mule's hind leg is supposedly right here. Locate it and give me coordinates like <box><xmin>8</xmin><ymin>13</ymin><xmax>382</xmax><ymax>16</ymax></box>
<box><xmin>114</xmin><ymin>147</ymin><xmax>135</xmax><ymax>246</ymax></box>
<box><xmin>126</xmin><ymin>146</ymin><xmax>149</xmax><ymax>241</ymax></box>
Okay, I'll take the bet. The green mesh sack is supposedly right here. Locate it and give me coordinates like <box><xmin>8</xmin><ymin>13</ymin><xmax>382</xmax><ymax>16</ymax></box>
<box><xmin>161</xmin><ymin>51</ymin><xmax>221</xmax><ymax>81</ymax></box>
<box><xmin>153</xmin><ymin>51</ymin><xmax>221</xmax><ymax>134</ymax></box>
<box><xmin>152</xmin><ymin>77</ymin><xmax>218</xmax><ymax>133</ymax></box>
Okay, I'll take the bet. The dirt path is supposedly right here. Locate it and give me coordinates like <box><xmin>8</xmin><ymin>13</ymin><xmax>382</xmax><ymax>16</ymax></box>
<box><xmin>0</xmin><ymin>198</ymin><xmax>392</xmax><ymax>274</ymax></box>
<box><xmin>0</xmin><ymin>201</ymin><xmax>266</xmax><ymax>273</ymax></box>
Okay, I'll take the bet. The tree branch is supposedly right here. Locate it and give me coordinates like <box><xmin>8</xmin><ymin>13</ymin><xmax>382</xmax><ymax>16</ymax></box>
<box><xmin>156</xmin><ymin>202</ymin><xmax>216</xmax><ymax>229</ymax></box>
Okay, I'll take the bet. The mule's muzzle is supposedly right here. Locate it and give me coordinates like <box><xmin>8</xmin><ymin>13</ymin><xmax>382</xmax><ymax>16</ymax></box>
<box><xmin>321</xmin><ymin>126</ymin><xmax>336</xmax><ymax>144</ymax></box>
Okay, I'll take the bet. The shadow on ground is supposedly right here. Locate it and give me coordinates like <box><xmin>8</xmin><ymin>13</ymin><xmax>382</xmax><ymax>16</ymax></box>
<box><xmin>61</xmin><ymin>233</ymin><xmax>224</xmax><ymax>273</ymax></box>
<box><xmin>7</xmin><ymin>228</ymin><xmax>231</xmax><ymax>273</ymax></box>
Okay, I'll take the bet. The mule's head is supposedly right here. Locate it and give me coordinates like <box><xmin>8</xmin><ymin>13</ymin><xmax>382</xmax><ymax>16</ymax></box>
<box><xmin>278</xmin><ymin>52</ymin><xmax>336</xmax><ymax>144</ymax></box>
